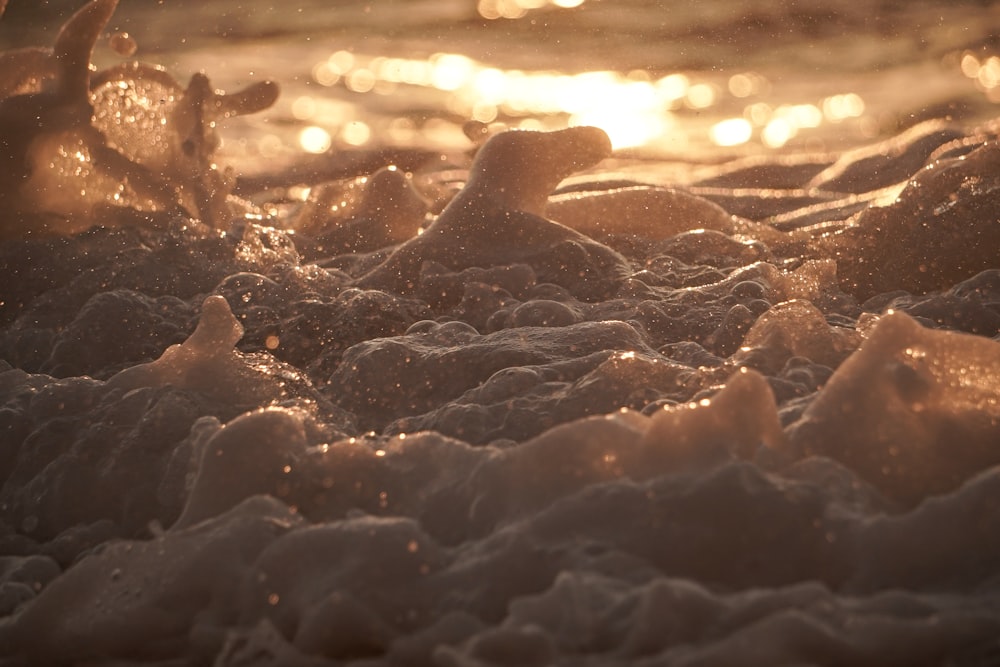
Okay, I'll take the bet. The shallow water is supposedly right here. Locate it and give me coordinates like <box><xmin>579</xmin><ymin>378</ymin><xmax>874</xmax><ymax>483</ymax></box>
<box><xmin>1</xmin><ymin>1</ymin><xmax>1000</xmax><ymax>665</ymax></box>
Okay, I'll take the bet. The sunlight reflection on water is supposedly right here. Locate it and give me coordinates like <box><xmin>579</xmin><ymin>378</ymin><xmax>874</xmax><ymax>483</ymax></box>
<box><xmin>295</xmin><ymin>47</ymin><xmax>868</xmax><ymax>153</ymax></box>
<box><xmin>8</xmin><ymin>0</ymin><xmax>982</xmax><ymax>165</ymax></box>
<box><xmin>477</xmin><ymin>0</ymin><xmax>586</xmax><ymax>21</ymax></box>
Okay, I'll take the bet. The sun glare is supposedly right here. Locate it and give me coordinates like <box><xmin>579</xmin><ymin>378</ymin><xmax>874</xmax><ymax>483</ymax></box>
<box><xmin>477</xmin><ymin>0</ymin><xmax>585</xmax><ymax>20</ymax></box>
<box><xmin>308</xmin><ymin>44</ymin><xmax>868</xmax><ymax>153</ymax></box>
<box><xmin>710</xmin><ymin>118</ymin><xmax>752</xmax><ymax>147</ymax></box>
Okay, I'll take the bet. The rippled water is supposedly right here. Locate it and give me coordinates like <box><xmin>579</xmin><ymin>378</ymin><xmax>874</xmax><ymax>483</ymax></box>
<box><xmin>5</xmin><ymin>0</ymin><xmax>998</xmax><ymax>160</ymax></box>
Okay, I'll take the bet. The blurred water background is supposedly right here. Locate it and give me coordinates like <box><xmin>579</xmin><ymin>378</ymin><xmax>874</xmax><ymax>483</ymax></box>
<box><xmin>2</xmin><ymin>0</ymin><xmax>999</xmax><ymax>167</ymax></box>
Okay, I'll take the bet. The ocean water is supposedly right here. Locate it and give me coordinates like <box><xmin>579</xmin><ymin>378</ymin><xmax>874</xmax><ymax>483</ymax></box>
<box><xmin>5</xmin><ymin>0</ymin><xmax>999</xmax><ymax>159</ymax></box>
<box><xmin>1</xmin><ymin>1</ymin><xmax>1000</xmax><ymax>665</ymax></box>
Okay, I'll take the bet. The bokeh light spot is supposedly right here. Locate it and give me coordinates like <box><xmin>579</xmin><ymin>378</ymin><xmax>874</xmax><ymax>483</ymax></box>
<box><xmin>299</xmin><ymin>126</ymin><xmax>332</xmax><ymax>153</ymax></box>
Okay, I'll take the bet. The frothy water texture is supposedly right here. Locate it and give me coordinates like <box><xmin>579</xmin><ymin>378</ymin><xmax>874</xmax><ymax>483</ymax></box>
<box><xmin>1</xmin><ymin>1</ymin><xmax>1000</xmax><ymax>665</ymax></box>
